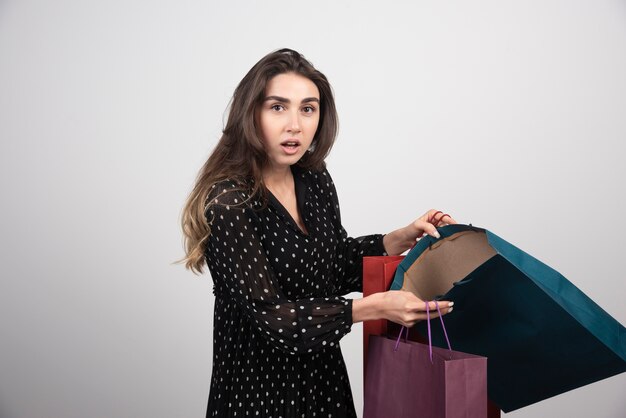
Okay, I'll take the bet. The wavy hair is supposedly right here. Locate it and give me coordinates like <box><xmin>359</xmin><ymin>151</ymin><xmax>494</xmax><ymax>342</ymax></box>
<box><xmin>174</xmin><ymin>48</ymin><xmax>339</xmax><ymax>274</ymax></box>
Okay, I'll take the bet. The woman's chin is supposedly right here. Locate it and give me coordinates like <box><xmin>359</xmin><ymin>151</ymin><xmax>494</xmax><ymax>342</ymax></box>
<box><xmin>268</xmin><ymin>151</ymin><xmax>307</xmax><ymax>168</ymax></box>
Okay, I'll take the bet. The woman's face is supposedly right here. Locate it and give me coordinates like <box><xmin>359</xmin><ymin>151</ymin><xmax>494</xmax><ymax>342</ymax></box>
<box><xmin>257</xmin><ymin>72</ymin><xmax>320</xmax><ymax>172</ymax></box>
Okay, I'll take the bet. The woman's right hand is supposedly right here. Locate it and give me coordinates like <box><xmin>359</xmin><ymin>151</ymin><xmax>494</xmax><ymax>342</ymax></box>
<box><xmin>380</xmin><ymin>290</ymin><xmax>453</xmax><ymax>328</ymax></box>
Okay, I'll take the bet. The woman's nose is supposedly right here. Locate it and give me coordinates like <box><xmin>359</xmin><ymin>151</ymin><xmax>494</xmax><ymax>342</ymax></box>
<box><xmin>286</xmin><ymin>111</ymin><xmax>301</xmax><ymax>133</ymax></box>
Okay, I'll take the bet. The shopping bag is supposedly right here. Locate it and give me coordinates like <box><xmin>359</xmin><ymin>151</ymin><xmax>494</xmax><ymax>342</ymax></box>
<box><xmin>389</xmin><ymin>223</ymin><xmax>626</xmax><ymax>412</ymax></box>
<box><xmin>364</xmin><ymin>303</ymin><xmax>487</xmax><ymax>418</ymax></box>
<box><xmin>362</xmin><ymin>255</ymin><xmax>405</xmax><ymax>376</ymax></box>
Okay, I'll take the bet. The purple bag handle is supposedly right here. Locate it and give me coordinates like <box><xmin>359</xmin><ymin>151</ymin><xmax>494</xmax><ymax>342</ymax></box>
<box><xmin>394</xmin><ymin>300</ymin><xmax>452</xmax><ymax>363</ymax></box>
<box><xmin>393</xmin><ymin>325</ymin><xmax>409</xmax><ymax>351</ymax></box>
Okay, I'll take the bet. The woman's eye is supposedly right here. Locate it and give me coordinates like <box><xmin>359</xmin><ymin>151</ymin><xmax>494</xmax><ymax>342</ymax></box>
<box><xmin>302</xmin><ymin>106</ymin><xmax>316</xmax><ymax>113</ymax></box>
<box><xmin>271</xmin><ymin>104</ymin><xmax>284</xmax><ymax>111</ymax></box>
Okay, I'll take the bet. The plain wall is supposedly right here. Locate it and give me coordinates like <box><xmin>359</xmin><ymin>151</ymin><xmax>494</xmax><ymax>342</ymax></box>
<box><xmin>0</xmin><ymin>0</ymin><xmax>624</xmax><ymax>417</ymax></box>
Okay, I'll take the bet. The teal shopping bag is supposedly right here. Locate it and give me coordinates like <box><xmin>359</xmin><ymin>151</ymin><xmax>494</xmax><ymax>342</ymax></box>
<box><xmin>389</xmin><ymin>224</ymin><xmax>626</xmax><ymax>412</ymax></box>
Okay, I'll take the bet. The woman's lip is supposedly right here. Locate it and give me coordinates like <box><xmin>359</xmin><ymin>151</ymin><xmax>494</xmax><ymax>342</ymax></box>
<box><xmin>281</xmin><ymin>144</ymin><xmax>301</xmax><ymax>155</ymax></box>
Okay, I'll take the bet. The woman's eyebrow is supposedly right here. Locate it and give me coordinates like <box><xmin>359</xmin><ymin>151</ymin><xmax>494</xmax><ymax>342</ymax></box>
<box><xmin>263</xmin><ymin>95</ymin><xmax>320</xmax><ymax>104</ymax></box>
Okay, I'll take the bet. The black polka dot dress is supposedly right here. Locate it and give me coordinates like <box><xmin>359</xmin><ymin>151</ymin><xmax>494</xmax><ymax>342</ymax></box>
<box><xmin>204</xmin><ymin>165</ymin><xmax>387</xmax><ymax>417</ymax></box>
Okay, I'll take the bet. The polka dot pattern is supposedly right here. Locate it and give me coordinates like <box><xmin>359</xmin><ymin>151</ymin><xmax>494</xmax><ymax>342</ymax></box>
<box><xmin>204</xmin><ymin>166</ymin><xmax>387</xmax><ymax>417</ymax></box>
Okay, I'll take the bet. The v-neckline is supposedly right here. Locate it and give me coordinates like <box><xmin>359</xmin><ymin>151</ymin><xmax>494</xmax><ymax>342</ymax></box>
<box><xmin>265</xmin><ymin>165</ymin><xmax>310</xmax><ymax>237</ymax></box>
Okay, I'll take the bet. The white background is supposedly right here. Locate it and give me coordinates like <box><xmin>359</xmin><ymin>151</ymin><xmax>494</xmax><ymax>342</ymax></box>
<box><xmin>1</xmin><ymin>1</ymin><xmax>625</xmax><ymax>417</ymax></box>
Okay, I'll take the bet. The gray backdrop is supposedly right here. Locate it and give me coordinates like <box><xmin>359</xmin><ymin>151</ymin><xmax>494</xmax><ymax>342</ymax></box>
<box><xmin>1</xmin><ymin>0</ymin><xmax>624</xmax><ymax>417</ymax></box>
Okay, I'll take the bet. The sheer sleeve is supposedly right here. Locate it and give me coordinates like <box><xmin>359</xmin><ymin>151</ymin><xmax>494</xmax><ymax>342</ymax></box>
<box><xmin>204</xmin><ymin>181</ymin><xmax>355</xmax><ymax>355</ymax></box>
<box><xmin>320</xmin><ymin>169</ymin><xmax>388</xmax><ymax>295</ymax></box>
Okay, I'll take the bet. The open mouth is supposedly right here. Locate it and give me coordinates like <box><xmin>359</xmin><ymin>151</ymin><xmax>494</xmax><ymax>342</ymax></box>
<box><xmin>281</xmin><ymin>140</ymin><xmax>300</xmax><ymax>148</ymax></box>
<box><xmin>280</xmin><ymin>140</ymin><xmax>301</xmax><ymax>154</ymax></box>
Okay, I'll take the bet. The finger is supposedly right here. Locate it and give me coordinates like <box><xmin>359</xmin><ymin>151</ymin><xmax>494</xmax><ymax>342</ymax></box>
<box><xmin>431</xmin><ymin>213</ymin><xmax>446</xmax><ymax>226</ymax></box>
<box><xmin>411</xmin><ymin>307</ymin><xmax>453</xmax><ymax>321</ymax></box>
<box><xmin>411</xmin><ymin>300</ymin><xmax>454</xmax><ymax>312</ymax></box>
<box><xmin>438</xmin><ymin>213</ymin><xmax>458</xmax><ymax>225</ymax></box>
<box><xmin>414</xmin><ymin>219</ymin><xmax>440</xmax><ymax>239</ymax></box>
<box><xmin>427</xmin><ymin>210</ymin><xmax>444</xmax><ymax>224</ymax></box>
<box><xmin>412</xmin><ymin>312</ymin><xmax>439</xmax><ymax>321</ymax></box>
<box><xmin>431</xmin><ymin>212</ymin><xmax>457</xmax><ymax>227</ymax></box>
<box><xmin>423</xmin><ymin>306</ymin><xmax>454</xmax><ymax>318</ymax></box>
<box><xmin>431</xmin><ymin>216</ymin><xmax>445</xmax><ymax>227</ymax></box>
<box><xmin>436</xmin><ymin>306</ymin><xmax>454</xmax><ymax>315</ymax></box>
<box><xmin>427</xmin><ymin>301</ymin><xmax>454</xmax><ymax>313</ymax></box>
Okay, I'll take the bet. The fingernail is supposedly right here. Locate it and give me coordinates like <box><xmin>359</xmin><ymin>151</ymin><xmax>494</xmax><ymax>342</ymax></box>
<box><xmin>448</xmin><ymin>307</ymin><xmax>454</xmax><ymax>313</ymax></box>
<box><xmin>432</xmin><ymin>231</ymin><xmax>441</xmax><ymax>239</ymax></box>
<box><xmin>448</xmin><ymin>302</ymin><xmax>454</xmax><ymax>307</ymax></box>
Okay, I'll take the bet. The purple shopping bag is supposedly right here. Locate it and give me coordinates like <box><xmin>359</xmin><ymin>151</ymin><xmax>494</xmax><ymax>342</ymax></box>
<box><xmin>363</xmin><ymin>303</ymin><xmax>487</xmax><ymax>418</ymax></box>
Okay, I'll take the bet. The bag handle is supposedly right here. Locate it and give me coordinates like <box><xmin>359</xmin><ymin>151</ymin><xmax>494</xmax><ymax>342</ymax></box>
<box><xmin>393</xmin><ymin>325</ymin><xmax>409</xmax><ymax>351</ymax></box>
<box><xmin>394</xmin><ymin>300</ymin><xmax>452</xmax><ymax>363</ymax></box>
<box><xmin>408</xmin><ymin>211</ymin><xmax>451</xmax><ymax>251</ymax></box>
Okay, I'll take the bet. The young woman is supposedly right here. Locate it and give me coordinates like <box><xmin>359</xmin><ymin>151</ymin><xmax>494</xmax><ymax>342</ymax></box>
<box><xmin>179</xmin><ymin>48</ymin><xmax>455</xmax><ymax>417</ymax></box>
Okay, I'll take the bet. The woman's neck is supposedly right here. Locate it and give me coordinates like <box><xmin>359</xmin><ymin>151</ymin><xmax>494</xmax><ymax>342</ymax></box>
<box><xmin>263</xmin><ymin>165</ymin><xmax>294</xmax><ymax>194</ymax></box>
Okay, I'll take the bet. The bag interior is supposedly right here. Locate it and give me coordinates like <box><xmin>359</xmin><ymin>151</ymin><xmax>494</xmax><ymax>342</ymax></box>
<box><xmin>402</xmin><ymin>229</ymin><xmax>497</xmax><ymax>300</ymax></box>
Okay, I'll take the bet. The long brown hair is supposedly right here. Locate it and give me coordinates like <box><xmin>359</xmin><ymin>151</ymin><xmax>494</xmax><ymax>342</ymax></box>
<box><xmin>175</xmin><ymin>48</ymin><xmax>339</xmax><ymax>275</ymax></box>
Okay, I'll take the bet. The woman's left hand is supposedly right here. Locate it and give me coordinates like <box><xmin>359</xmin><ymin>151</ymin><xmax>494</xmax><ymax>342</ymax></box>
<box><xmin>382</xmin><ymin>209</ymin><xmax>457</xmax><ymax>256</ymax></box>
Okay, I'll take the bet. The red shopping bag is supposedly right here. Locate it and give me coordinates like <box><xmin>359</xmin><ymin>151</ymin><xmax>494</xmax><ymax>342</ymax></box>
<box><xmin>362</xmin><ymin>255</ymin><xmax>405</xmax><ymax>375</ymax></box>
